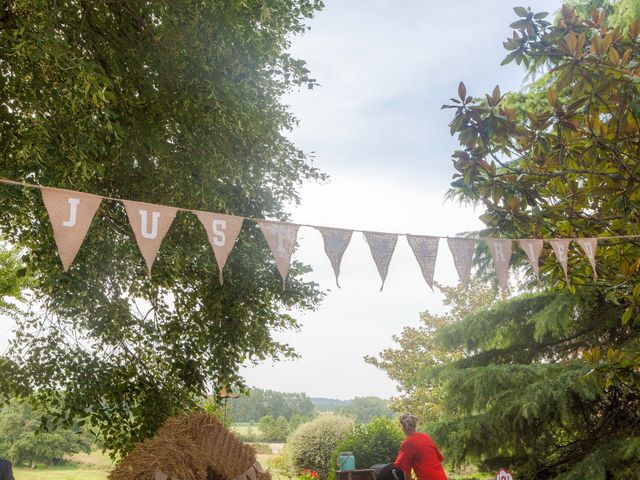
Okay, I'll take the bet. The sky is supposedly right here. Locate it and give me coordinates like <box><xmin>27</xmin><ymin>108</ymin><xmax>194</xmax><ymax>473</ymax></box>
<box><xmin>239</xmin><ymin>0</ymin><xmax>562</xmax><ymax>399</ymax></box>
<box><xmin>0</xmin><ymin>0</ymin><xmax>564</xmax><ymax>401</ymax></box>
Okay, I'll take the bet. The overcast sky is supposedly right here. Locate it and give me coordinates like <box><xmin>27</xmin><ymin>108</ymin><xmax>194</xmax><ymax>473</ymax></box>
<box><xmin>239</xmin><ymin>0</ymin><xmax>562</xmax><ymax>399</ymax></box>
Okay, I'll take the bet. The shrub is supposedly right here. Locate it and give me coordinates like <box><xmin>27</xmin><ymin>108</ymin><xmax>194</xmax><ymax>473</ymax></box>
<box><xmin>331</xmin><ymin>417</ymin><xmax>404</xmax><ymax>475</ymax></box>
<box><xmin>267</xmin><ymin>447</ymin><xmax>297</xmax><ymax>480</ymax></box>
<box><xmin>288</xmin><ymin>415</ymin><xmax>354</xmax><ymax>480</ymax></box>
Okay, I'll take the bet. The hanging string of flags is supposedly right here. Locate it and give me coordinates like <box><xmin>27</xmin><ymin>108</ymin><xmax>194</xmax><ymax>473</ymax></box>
<box><xmin>0</xmin><ymin>177</ymin><xmax>630</xmax><ymax>290</ymax></box>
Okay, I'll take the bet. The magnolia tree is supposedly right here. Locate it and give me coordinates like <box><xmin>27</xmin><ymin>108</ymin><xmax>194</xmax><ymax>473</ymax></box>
<box><xmin>433</xmin><ymin>4</ymin><xmax>640</xmax><ymax>478</ymax></box>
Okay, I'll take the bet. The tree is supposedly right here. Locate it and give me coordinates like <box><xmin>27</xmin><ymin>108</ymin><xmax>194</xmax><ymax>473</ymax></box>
<box><xmin>335</xmin><ymin>397</ymin><xmax>393</xmax><ymax>424</ymax></box>
<box><xmin>0</xmin><ymin>0</ymin><xmax>324</xmax><ymax>456</ymax></box>
<box><xmin>365</xmin><ymin>282</ymin><xmax>496</xmax><ymax>421</ymax></box>
<box><xmin>258</xmin><ymin>415</ymin><xmax>289</xmax><ymax>442</ymax></box>
<box><xmin>228</xmin><ymin>388</ymin><xmax>315</xmax><ymax>422</ymax></box>
<box><xmin>0</xmin><ymin>400</ymin><xmax>93</xmax><ymax>467</ymax></box>
<box><xmin>435</xmin><ymin>4</ymin><xmax>640</xmax><ymax>478</ymax></box>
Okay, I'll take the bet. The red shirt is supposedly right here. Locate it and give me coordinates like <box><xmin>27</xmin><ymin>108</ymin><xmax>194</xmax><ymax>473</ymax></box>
<box><xmin>394</xmin><ymin>432</ymin><xmax>447</xmax><ymax>480</ymax></box>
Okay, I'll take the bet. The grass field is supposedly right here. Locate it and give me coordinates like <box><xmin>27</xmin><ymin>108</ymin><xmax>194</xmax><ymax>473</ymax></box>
<box><xmin>12</xmin><ymin>451</ymin><xmax>112</xmax><ymax>480</ymax></box>
<box><xmin>232</xmin><ymin>422</ymin><xmax>258</xmax><ymax>437</ymax></box>
<box><xmin>14</xmin><ymin>466</ymin><xmax>108</xmax><ymax>480</ymax></box>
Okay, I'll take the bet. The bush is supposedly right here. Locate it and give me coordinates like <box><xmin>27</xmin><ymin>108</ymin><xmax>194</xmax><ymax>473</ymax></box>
<box><xmin>268</xmin><ymin>447</ymin><xmax>297</xmax><ymax>480</ymax></box>
<box><xmin>288</xmin><ymin>415</ymin><xmax>354</xmax><ymax>480</ymax></box>
<box><xmin>331</xmin><ymin>417</ymin><xmax>404</xmax><ymax>474</ymax></box>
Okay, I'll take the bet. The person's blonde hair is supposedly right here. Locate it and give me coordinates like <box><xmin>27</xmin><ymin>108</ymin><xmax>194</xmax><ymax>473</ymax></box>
<box><xmin>399</xmin><ymin>413</ymin><xmax>418</xmax><ymax>431</ymax></box>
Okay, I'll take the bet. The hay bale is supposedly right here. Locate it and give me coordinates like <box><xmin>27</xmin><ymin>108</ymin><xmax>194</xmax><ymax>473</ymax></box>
<box><xmin>109</xmin><ymin>413</ymin><xmax>272</xmax><ymax>480</ymax></box>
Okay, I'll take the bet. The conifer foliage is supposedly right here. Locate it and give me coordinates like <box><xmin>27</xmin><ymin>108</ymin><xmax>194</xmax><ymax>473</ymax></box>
<box><xmin>435</xmin><ymin>4</ymin><xmax>640</xmax><ymax>478</ymax></box>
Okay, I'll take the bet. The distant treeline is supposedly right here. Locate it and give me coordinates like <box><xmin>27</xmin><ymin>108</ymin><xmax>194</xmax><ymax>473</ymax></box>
<box><xmin>227</xmin><ymin>388</ymin><xmax>394</xmax><ymax>424</ymax></box>
<box><xmin>227</xmin><ymin>388</ymin><xmax>315</xmax><ymax>423</ymax></box>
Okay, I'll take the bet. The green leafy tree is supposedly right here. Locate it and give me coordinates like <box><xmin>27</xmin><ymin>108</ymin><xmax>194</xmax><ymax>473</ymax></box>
<box><xmin>331</xmin><ymin>417</ymin><xmax>404</xmax><ymax>473</ymax></box>
<box><xmin>335</xmin><ymin>397</ymin><xmax>393</xmax><ymax>424</ymax></box>
<box><xmin>0</xmin><ymin>400</ymin><xmax>93</xmax><ymax>467</ymax></box>
<box><xmin>258</xmin><ymin>415</ymin><xmax>289</xmax><ymax>442</ymax></box>
<box><xmin>0</xmin><ymin>0</ymin><xmax>324</xmax><ymax>456</ymax></box>
<box><xmin>365</xmin><ymin>282</ymin><xmax>496</xmax><ymax>421</ymax></box>
<box><xmin>435</xmin><ymin>4</ymin><xmax>640</xmax><ymax>479</ymax></box>
<box><xmin>228</xmin><ymin>388</ymin><xmax>315</xmax><ymax>422</ymax></box>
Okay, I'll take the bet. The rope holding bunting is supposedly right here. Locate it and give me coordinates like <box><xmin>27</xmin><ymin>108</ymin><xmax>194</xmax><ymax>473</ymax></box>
<box><xmin>0</xmin><ymin>176</ymin><xmax>632</xmax><ymax>289</ymax></box>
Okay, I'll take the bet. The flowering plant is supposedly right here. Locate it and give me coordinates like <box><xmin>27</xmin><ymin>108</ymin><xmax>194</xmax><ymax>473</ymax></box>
<box><xmin>298</xmin><ymin>470</ymin><xmax>320</xmax><ymax>480</ymax></box>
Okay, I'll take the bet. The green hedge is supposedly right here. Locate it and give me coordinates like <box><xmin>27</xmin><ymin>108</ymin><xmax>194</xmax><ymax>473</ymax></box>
<box><xmin>331</xmin><ymin>417</ymin><xmax>404</xmax><ymax>478</ymax></box>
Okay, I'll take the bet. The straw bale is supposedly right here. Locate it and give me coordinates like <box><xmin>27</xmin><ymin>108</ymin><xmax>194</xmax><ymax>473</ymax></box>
<box><xmin>109</xmin><ymin>412</ymin><xmax>272</xmax><ymax>480</ymax></box>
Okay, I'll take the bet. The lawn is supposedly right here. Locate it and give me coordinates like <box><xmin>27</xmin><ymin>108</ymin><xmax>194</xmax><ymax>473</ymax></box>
<box><xmin>12</xmin><ymin>451</ymin><xmax>112</xmax><ymax>480</ymax></box>
<box><xmin>13</xmin><ymin>466</ymin><xmax>108</xmax><ymax>480</ymax></box>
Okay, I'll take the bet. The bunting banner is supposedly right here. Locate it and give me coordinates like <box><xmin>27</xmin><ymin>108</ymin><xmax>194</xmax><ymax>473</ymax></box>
<box><xmin>258</xmin><ymin>221</ymin><xmax>299</xmax><ymax>288</ymax></box>
<box><xmin>486</xmin><ymin>239</ymin><xmax>512</xmax><ymax>291</ymax></box>
<box><xmin>576</xmin><ymin>238</ymin><xmax>598</xmax><ymax>281</ymax></box>
<box><xmin>406</xmin><ymin>235</ymin><xmax>439</xmax><ymax>290</ymax></box>
<box><xmin>123</xmin><ymin>200</ymin><xmax>178</xmax><ymax>273</ymax></box>
<box><xmin>0</xmin><ymin>178</ymin><xmax>622</xmax><ymax>290</ymax></box>
<box><xmin>363</xmin><ymin>232</ymin><xmax>398</xmax><ymax>291</ymax></box>
<box><xmin>549</xmin><ymin>239</ymin><xmax>571</xmax><ymax>282</ymax></box>
<box><xmin>317</xmin><ymin>227</ymin><xmax>353</xmax><ymax>288</ymax></box>
<box><xmin>195</xmin><ymin>211</ymin><xmax>244</xmax><ymax>284</ymax></box>
<box><xmin>41</xmin><ymin>187</ymin><xmax>102</xmax><ymax>272</ymax></box>
<box><xmin>519</xmin><ymin>239</ymin><xmax>544</xmax><ymax>285</ymax></box>
<box><xmin>447</xmin><ymin>237</ymin><xmax>476</xmax><ymax>288</ymax></box>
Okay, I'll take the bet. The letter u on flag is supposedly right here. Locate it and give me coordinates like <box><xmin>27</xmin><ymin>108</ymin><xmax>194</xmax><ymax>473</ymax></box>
<box><xmin>258</xmin><ymin>221</ymin><xmax>300</xmax><ymax>288</ymax></box>
<box><xmin>363</xmin><ymin>232</ymin><xmax>398</xmax><ymax>291</ymax></box>
<box><xmin>41</xmin><ymin>187</ymin><xmax>103</xmax><ymax>271</ymax></box>
<box><xmin>122</xmin><ymin>200</ymin><xmax>178</xmax><ymax>273</ymax></box>
<box><xmin>194</xmin><ymin>211</ymin><xmax>243</xmax><ymax>283</ymax></box>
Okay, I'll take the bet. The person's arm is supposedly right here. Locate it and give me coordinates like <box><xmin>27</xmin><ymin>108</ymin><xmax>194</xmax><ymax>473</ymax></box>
<box><xmin>393</xmin><ymin>441</ymin><xmax>413</xmax><ymax>480</ymax></box>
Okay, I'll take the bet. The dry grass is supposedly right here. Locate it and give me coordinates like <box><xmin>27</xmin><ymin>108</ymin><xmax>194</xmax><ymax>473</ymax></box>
<box><xmin>109</xmin><ymin>413</ymin><xmax>271</xmax><ymax>480</ymax></box>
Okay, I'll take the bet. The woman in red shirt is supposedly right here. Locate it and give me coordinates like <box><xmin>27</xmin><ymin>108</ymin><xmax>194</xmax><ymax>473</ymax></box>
<box><xmin>393</xmin><ymin>413</ymin><xmax>447</xmax><ymax>480</ymax></box>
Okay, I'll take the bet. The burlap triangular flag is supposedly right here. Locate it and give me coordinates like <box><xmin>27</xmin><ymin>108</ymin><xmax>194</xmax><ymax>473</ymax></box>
<box><xmin>363</xmin><ymin>232</ymin><xmax>398</xmax><ymax>291</ymax></box>
<box><xmin>549</xmin><ymin>239</ymin><xmax>571</xmax><ymax>282</ymax></box>
<box><xmin>406</xmin><ymin>235</ymin><xmax>439</xmax><ymax>290</ymax></box>
<box><xmin>447</xmin><ymin>237</ymin><xmax>476</xmax><ymax>288</ymax></box>
<box><xmin>486</xmin><ymin>238</ymin><xmax>512</xmax><ymax>291</ymax></box>
<box><xmin>41</xmin><ymin>187</ymin><xmax>103</xmax><ymax>271</ymax></box>
<box><xmin>194</xmin><ymin>211</ymin><xmax>243</xmax><ymax>283</ymax></box>
<box><xmin>253</xmin><ymin>462</ymin><xmax>264</xmax><ymax>473</ymax></box>
<box><xmin>258</xmin><ymin>221</ymin><xmax>299</xmax><ymax>288</ymax></box>
<box><xmin>576</xmin><ymin>238</ymin><xmax>598</xmax><ymax>281</ymax></box>
<box><xmin>247</xmin><ymin>467</ymin><xmax>257</xmax><ymax>480</ymax></box>
<box><xmin>122</xmin><ymin>200</ymin><xmax>178</xmax><ymax>273</ymax></box>
<box><xmin>518</xmin><ymin>239</ymin><xmax>544</xmax><ymax>285</ymax></box>
<box><xmin>318</xmin><ymin>227</ymin><xmax>353</xmax><ymax>288</ymax></box>
<box><xmin>155</xmin><ymin>469</ymin><xmax>169</xmax><ymax>480</ymax></box>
